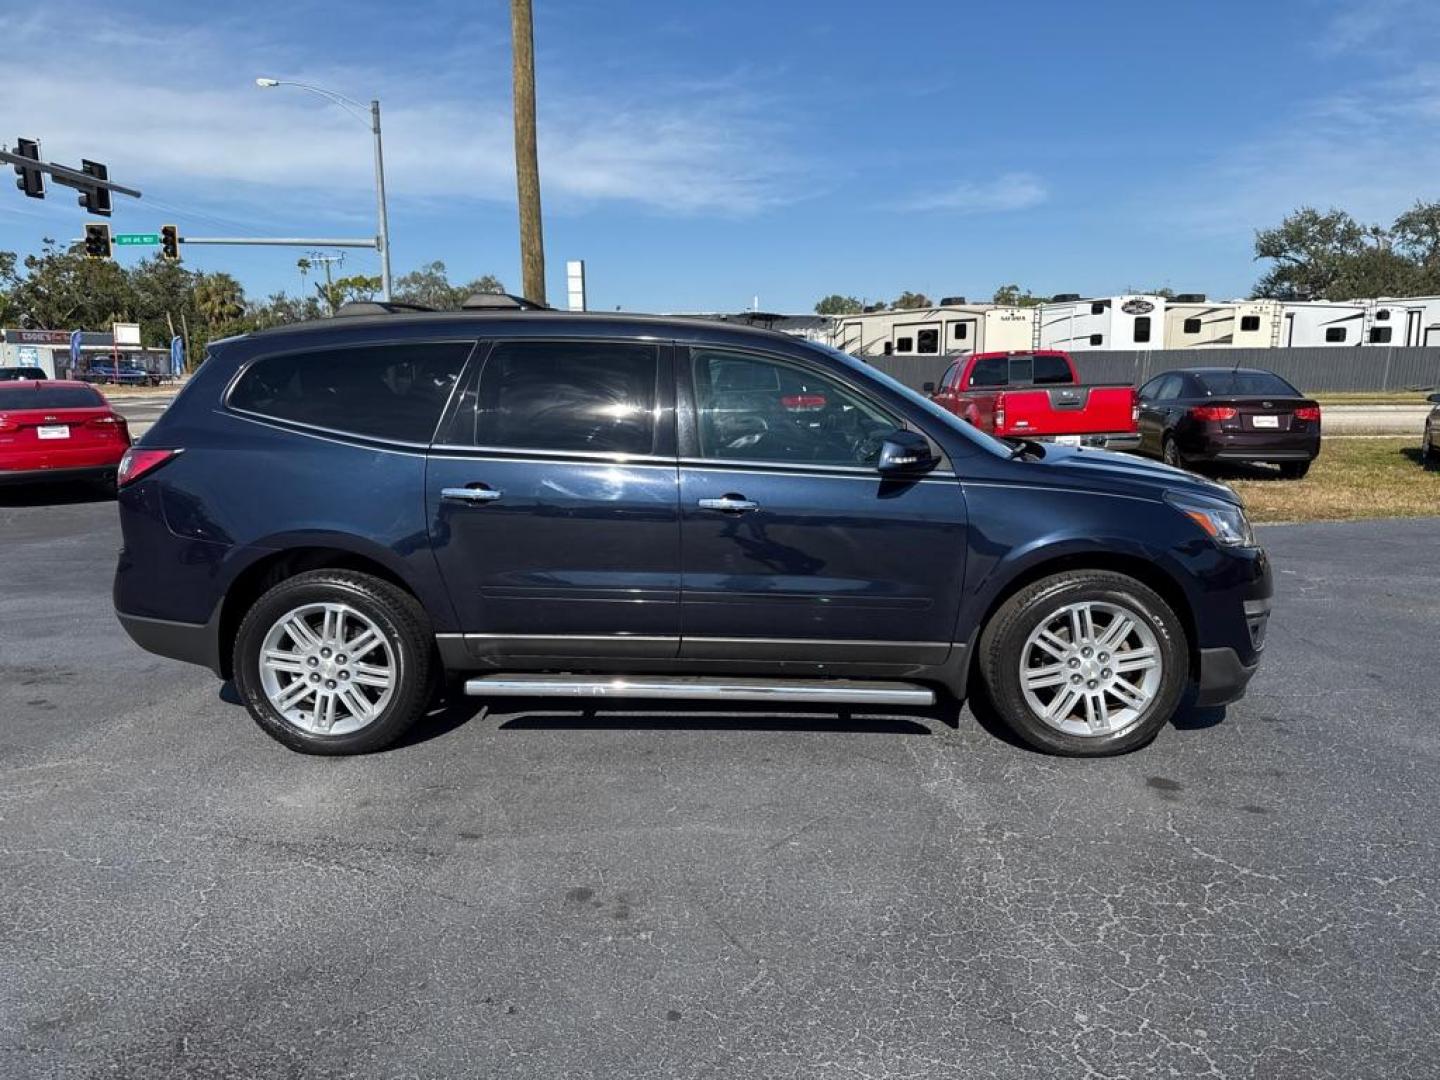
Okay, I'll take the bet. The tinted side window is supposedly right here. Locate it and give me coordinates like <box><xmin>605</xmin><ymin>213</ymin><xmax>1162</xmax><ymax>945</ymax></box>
<box><xmin>916</xmin><ymin>329</ymin><xmax>939</xmax><ymax>354</ymax></box>
<box><xmin>470</xmin><ymin>341</ymin><xmax>658</xmax><ymax>454</ymax></box>
<box><xmin>1325</xmin><ymin>326</ymin><xmax>1347</xmax><ymax>343</ymax></box>
<box><xmin>969</xmin><ymin>357</ymin><xmax>1008</xmax><ymax>387</ymax></box>
<box><xmin>1240</xmin><ymin>315</ymin><xmax>1261</xmax><ymax>332</ymax></box>
<box><xmin>692</xmin><ymin>349</ymin><xmax>896</xmax><ymax>466</ymax></box>
<box><xmin>1033</xmin><ymin>354</ymin><xmax>1072</xmax><ymax>385</ymax></box>
<box><xmin>1369</xmin><ymin>326</ymin><xmax>1393</xmax><ymax>343</ymax></box>
<box><xmin>230</xmin><ymin>342</ymin><xmax>470</xmax><ymax>443</ymax></box>
<box><xmin>1183</xmin><ymin>318</ymin><xmax>1202</xmax><ymax>334</ymax></box>
<box><xmin>1134</xmin><ymin>316</ymin><xmax>1152</xmax><ymax>343</ymax></box>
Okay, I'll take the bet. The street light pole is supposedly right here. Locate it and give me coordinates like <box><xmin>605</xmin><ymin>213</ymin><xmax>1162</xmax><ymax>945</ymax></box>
<box><xmin>369</xmin><ymin>100</ymin><xmax>392</xmax><ymax>300</ymax></box>
<box><xmin>255</xmin><ymin>78</ymin><xmax>393</xmax><ymax>300</ymax></box>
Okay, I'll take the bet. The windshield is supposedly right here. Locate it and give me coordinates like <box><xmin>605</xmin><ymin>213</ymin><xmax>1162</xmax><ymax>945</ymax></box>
<box><xmin>1197</xmin><ymin>370</ymin><xmax>1299</xmax><ymax>397</ymax></box>
<box><xmin>806</xmin><ymin>342</ymin><xmax>1014</xmax><ymax>458</ymax></box>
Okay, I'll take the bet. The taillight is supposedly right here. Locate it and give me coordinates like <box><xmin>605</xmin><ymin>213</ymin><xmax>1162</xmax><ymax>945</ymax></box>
<box><xmin>1131</xmin><ymin>389</ymin><xmax>1139</xmax><ymax>424</ymax></box>
<box><xmin>994</xmin><ymin>394</ymin><xmax>1007</xmax><ymax>431</ymax></box>
<box><xmin>117</xmin><ymin>447</ymin><xmax>179</xmax><ymax>487</ymax></box>
<box><xmin>1294</xmin><ymin>406</ymin><xmax>1321</xmax><ymax>422</ymax></box>
<box><xmin>0</xmin><ymin>414</ymin><xmax>15</xmax><ymax>433</ymax></box>
<box><xmin>1190</xmin><ymin>406</ymin><xmax>1237</xmax><ymax>421</ymax></box>
<box><xmin>88</xmin><ymin>415</ymin><xmax>129</xmax><ymax>437</ymax></box>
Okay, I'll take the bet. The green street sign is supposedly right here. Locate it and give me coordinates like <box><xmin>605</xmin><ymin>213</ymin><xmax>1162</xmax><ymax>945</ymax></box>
<box><xmin>113</xmin><ymin>233</ymin><xmax>160</xmax><ymax>246</ymax></box>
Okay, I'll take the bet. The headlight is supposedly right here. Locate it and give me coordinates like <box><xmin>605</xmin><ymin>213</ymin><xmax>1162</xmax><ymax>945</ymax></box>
<box><xmin>1165</xmin><ymin>493</ymin><xmax>1255</xmax><ymax>547</ymax></box>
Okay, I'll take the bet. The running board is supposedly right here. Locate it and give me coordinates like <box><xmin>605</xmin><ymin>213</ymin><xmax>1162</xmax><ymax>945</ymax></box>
<box><xmin>464</xmin><ymin>674</ymin><xmax>935</xmax><ymax>707</ymax></box>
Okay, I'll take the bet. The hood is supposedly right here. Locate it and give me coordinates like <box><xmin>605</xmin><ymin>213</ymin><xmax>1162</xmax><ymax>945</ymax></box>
<box><xmin>1023</xmin><ymin>444</ymin><xmax>1241</xmax><ymax>505</ymax></box>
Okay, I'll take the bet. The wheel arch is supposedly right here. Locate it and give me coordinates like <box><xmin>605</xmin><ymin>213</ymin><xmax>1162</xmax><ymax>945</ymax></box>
<box><xmin>955</xmin><ymin>547</ymin><xmax>1199</xmax><ymax>701</ymax></box>
<box><xmin>216</xmin><ymin>543</ymin><xmax>427</xmax><ymax>680</ymax></box>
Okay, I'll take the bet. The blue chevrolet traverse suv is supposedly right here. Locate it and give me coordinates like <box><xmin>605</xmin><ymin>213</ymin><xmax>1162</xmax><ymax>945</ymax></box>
<box><xmin>114</xmin><ymin>298</ymin><xmax>1271</xmax><ymax>756</ymax></box>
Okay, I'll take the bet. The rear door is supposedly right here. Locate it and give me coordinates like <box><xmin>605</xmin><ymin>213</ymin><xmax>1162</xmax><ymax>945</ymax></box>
<box><xmin>676</xmin><ymin>344</ymin><xmax>967</xmax><ymax>665</ymax></box>
<box><xmin>425</xmin><ymin>338</ymin><xmax>682</xmax><ymax>660</ymax></box>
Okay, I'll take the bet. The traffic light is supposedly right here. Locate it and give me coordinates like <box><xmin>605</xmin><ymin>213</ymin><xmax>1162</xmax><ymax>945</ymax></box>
<box><xmin>12</xmin><ymin>138</ymin><xmax>44</xmax><ymax>198</ymax></box>
<box><xmin>83</xmin><ymin>223</ymin><xmax>111</xmax><ymax>260</ymax></box>
<box><xmin>78</xmin><ymin>159</ymin><xmax>111</xmax><ymax>216</ymax></box>
<box><xmin>160</xmin><ymin>224</ymin><xmax>180</xmax><ymax>262</ymax></box>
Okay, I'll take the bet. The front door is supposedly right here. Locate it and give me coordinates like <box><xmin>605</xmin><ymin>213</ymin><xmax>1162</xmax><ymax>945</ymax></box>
<box><xmin>677</xmin><ymin>345</ymin><xmax>967</xmax><ymax>665</ymax></box>
<box><xmin>426</xmin><ymin>338</ymin><xmax>681</xmax><ymax>659</ymax></box>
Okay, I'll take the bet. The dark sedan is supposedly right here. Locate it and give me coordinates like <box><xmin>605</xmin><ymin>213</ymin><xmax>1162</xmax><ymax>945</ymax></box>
<box><xmin>0</xmin><ymin>366</ymin><xmax>48</xmax><ymax>381</ymax></box>
<box><xmin>1136</xmin><ymin>368</ymin><xmax>1321</xmax><ymax>479</ymax></box>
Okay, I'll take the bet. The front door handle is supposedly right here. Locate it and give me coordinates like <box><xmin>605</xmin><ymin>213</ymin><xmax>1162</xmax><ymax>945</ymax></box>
<box><xmin>442</xmin><ymin>486</ymin><xmax>503</xmax><ymax>504</ymax></box>
<box><xmin>698</xmin><ymin>495</ymin><xmax>759</xmax><ymax>513</ymax></box>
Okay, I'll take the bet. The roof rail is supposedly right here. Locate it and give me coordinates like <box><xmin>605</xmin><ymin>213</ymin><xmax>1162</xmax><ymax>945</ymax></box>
<box><xmin>333</xmin><ymin>300</ymin><xmax>435</xmax><ymax>317</ymax></box>
<box><xmin>459</xmin><ymin>292</ymin><xmax>552</xmax><ymax>311</ymax></box>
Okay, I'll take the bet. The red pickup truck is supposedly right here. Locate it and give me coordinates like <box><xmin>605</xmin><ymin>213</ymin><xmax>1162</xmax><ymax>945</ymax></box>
<box><xmin>927</xmin><ymin>350</ymin><xmax>1139</xmax><ymax>449</ymax></box>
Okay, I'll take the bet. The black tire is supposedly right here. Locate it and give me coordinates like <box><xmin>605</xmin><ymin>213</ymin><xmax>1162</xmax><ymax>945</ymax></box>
<box><xmin>1161</xmin><ymin>435</ymin><xmax>1184</xmax><ymax>469</ymax></box>
<box><xmin>977</xmin><ymin>570</ymin><xmax>1190</xmax><ymax>757</ymax></box>
<box><xmin>1278</xmin><ymin>460</ymin><xmax>1311</xmax><ymax>480</ymax></box>
<box><xmin>232</xmin><ymin>569</ymin><xmax>436</xmax><ymax>754</ymax></box>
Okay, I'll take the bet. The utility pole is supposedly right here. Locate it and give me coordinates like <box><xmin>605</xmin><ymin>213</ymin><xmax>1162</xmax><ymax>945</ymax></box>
<box><xmin>510</xmin><ymin>0</ymin><xmax>546</xmax><ymax>305</ymax></box>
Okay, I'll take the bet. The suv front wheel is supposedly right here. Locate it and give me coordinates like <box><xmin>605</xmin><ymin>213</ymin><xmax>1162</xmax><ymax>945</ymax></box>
<box><xmin>978</xmin><ymin>570</ymin><xmax>1190</xmax><ymax>756</ymax></box>
<box><xmin>233</xmin><ymin>569</ymin><xmax>436</xmax><ymax>754</ymax></box>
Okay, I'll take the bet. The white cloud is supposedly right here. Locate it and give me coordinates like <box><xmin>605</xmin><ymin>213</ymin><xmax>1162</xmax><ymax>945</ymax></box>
<box><xmin>891</xmin><ymin>172</ymin><xmax>1048</xmax><ymax>214</ymax></box>
<box><xmin>1</xmin><ymin>11</ymin><xmax>803</xmax><ymax>221</ymax></box>
<box><xmin>1162</xmin><ymin>64</ymin><xmax>1440</xmax><ymax>237</ymax></box>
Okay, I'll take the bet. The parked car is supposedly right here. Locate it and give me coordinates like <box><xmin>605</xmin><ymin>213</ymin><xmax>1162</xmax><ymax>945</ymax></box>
<box><xmin>0</xmin><ymin>380</ymin><xmax>132</xmax><ymax>487</ymax></box>
<box><xmin>82</xmin><ymin>360</ymin><xmax>156</xmax><ymax>387</ymax></box>
<box><xmin>1424</xmin><ymin>393</ymin><xmax>1440</xmax><ymax>464</ymax></box>
<box><xmin>0</xmin><ymin>366</ymin><xmax>48</xmax><ymax>381</ymax></box>
<box><xmin>1135</xmin><ymin>367</ymin><xmax>1321</xmax><ymax>478</ymax></box>
<box><xmin>114</xmin><ymin>303</ymin><xmax>1271</xmax><ymax>758</ymax></box>
<box><xmin>926</xmin><ymin>350</ymin><xmax>1138</xmax><ymax>449</ymax></box>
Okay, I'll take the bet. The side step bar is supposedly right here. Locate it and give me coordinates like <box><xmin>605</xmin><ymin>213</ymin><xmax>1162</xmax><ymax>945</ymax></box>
<box><xmin>464</xmin><ymin>674</ymin><xmax>935</xmax><ymax>707</ymax></box>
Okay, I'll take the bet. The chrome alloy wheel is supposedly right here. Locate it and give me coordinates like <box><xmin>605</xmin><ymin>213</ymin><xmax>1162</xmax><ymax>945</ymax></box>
<box><xmin>1019</xmin><ymin>600</ymin><xmax>1163</xmax><ymax>738</ymax></box>
<box><xmin>257</xmin><ymin>602</ymin><xmax>397</xmax><ymax>735</ymax></box>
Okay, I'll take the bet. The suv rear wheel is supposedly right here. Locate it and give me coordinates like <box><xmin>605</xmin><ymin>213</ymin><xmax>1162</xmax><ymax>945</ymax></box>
<box><xmin>233</xmin><ymin>569</ymin><xmax>436</xmax><ymax>754</ymax></box>
<box><xmin>977</xmin><ymin>570</ymin><xmax>1189</xmax><ymax>756</ymax></box>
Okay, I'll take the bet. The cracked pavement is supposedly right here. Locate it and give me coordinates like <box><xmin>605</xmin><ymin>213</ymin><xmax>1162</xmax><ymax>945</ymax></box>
<box><xmin>1</xmin><ymin>493</ymin><xmax>1437</xmax><ymax>1079</ymax></box>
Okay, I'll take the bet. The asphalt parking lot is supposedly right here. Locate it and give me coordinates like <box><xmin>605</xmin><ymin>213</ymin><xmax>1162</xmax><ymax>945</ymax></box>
<box><xmin>2</xmin><ymin>493</ymin><xmax>1437</xmax><ymax>1080</ymax></box>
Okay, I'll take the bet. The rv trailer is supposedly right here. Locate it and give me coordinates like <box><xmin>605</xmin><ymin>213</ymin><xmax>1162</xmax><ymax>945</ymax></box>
<box><xmin>1277</xmin><ymin>301</ymin><xmax>1367</xmax><ymax>347</ymax></box>
<box><xmin>1362</xmin><ymin>297</ymin><xmax>1440</xmax><ymax>347</ymax></box>
<box><xmin>829</xmin><ymin>302</ymin><xmax>1031</xmax><ymax>358</ymax></box>
<box><xmin>1162</xmin><ymin>296</ymin><xmax>1239</xmax><ymax>349</ymax></box>
<box><xmin>1036</xmin><ymin>294</ymin><xmax>1166</xmax><ymax>351</ymax></box>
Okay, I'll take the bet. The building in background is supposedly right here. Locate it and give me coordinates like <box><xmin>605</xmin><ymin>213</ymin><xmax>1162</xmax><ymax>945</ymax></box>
<box><xmin>1036</xmin><ymin>295</ymin><xmax>1167</xmax><ymax>351</ymax></box>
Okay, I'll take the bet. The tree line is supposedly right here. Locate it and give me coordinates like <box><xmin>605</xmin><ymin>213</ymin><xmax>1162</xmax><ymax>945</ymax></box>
<box><xmin>814</xmin><ymin>198</ymin><xmax>1440</xmax><ymax>314</ymax></box>
<box><xmin>0</xmin><ymin>242</ymin><xmax>503</xmax><ymax>362</ymax></box>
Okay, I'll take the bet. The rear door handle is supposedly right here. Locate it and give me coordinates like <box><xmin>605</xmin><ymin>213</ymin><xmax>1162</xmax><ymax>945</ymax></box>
<box><xmin>442</xmin><ymin>486</ymin><xmax>503</xmax><ymax>504</ymax></box>
<box><xmin>698</xmin><ymin>496</ymin><xmax>759</xmax><ymax>513</ymax></box>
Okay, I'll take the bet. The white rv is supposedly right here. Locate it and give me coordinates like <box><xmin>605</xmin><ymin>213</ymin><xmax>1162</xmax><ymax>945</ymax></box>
<box><xmin>1036</xmin><ymin>295</ymin><xmax>1166</xmax><ymax>351</ymax></box>
<box><xmin>1362</xmin><ymin>297</ymin><xmax>1440</xmax><ymax>347</ymax></box>
<box><xmin>1161</xmin><ymin>297</ymin><xmax>1283</xmax><ymax>349</ymax></box>
<box><xmin>830</xmin><ymin>302</ymin><xmax>1031</xmax><ymax>358</ymax></box>
<box><xmin>1276</xmin><ymin>301</ymin><xmax>1367</xmax><ymax>347</ymax></box>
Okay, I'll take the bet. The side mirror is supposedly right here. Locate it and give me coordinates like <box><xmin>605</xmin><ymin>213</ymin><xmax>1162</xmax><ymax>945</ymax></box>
<box><xmin>922</xmin><ymin>381</ymin><xmax>936</xmax><ymax>393</ymax></box>
<box><xmin>877</xmin><ymin>429</ymin><xmax>938</xmax><ymax>476</ymax></box>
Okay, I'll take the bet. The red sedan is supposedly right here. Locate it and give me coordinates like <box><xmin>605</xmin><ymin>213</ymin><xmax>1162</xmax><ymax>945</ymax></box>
<box><xmin>0</xmin><ymin>380</ymin><xmax>132</xmax><ymax>487</ymax></box>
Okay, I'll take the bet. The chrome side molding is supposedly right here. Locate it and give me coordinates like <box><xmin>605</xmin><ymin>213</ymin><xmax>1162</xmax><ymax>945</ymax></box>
<box><xmin>464</xmin><ymin>674</ymin><xmax>935</xmax><ymax>706</ymax></box>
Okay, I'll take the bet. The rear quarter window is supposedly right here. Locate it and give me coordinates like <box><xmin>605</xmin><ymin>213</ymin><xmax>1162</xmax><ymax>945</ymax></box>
<box><xmin>228</xmin><ymin>342</ymin><xmax>473</xmax><ymax>443</ymax></box>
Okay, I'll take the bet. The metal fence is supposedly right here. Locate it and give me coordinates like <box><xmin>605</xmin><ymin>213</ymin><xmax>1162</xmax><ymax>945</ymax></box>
<box><xmin>868</xmin><ymin>347</ymin><xmax>1440</xmax><ymax>394</ymax></box>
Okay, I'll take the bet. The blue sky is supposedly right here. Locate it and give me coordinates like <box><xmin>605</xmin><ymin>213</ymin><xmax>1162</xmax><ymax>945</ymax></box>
<box><xmin>5</xmin><ymin>0</ymin><xmax>1440</xmax><ymax>313</ymax></box>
